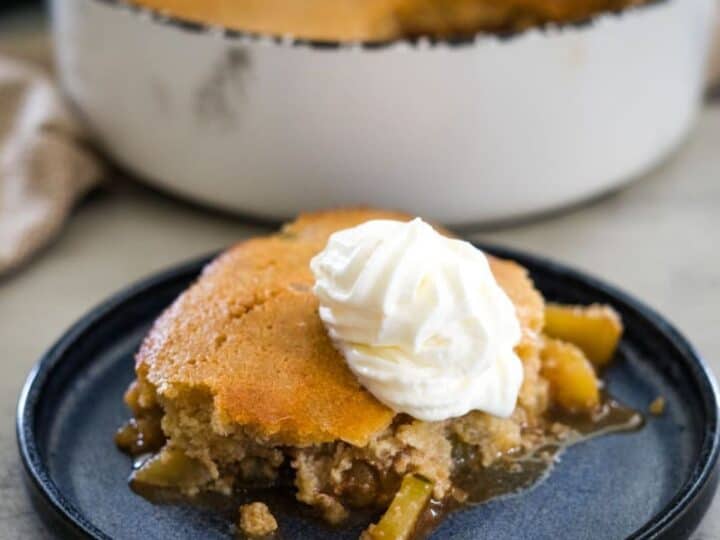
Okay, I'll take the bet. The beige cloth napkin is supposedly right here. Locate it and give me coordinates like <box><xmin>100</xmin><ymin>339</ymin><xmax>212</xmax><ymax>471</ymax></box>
<box><xmin>0</xmin><ymin>56</ymin><xmax>101</xmax><ymax>276</ymax></box>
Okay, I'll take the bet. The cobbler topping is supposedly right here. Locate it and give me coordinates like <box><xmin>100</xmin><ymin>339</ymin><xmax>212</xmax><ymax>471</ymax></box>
<box><xmin>310</xmin><ymin>218</ymin><xmax>523</xmax><ymax>421</ymax></box>
<box><xmin>238</xmin><ymin>502</ymin><xmax>278</xmax><ymax>537</ymax></box>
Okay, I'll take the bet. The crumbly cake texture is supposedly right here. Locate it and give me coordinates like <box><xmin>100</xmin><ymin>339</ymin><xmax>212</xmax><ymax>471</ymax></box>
<box><xmin>238</xmin><ymin>502</ymin><xmax>278</xmax><ymax>536</ymax></box>
<box><xmin>125</xmin><ymin>208</ymin><xmax>549</xmax><ymax>520</ymax></box>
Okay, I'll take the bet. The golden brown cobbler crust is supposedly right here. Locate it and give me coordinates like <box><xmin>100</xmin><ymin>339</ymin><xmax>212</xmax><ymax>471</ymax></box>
<box><xmin>134</xmin><ymin>208</ymin><xmax>543</xmax><ymax>448</ymax></box>
<box><xmin>128</xmin><ymin>0</ymin><xmax>648</xmax><ymax>41</ymax></box>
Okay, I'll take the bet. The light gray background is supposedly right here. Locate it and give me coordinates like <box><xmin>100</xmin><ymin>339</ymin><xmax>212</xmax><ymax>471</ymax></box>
<box><xmin>1</xmin><ymin>8</ymin><xmax>718</xmax><ymax>540</ymax></box>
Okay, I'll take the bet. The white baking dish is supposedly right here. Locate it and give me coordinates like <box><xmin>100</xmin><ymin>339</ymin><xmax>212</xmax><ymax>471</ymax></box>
<box><xmin>51</xmin><ymin>0</ymin><xmax>717</xmax><ymax>224</ymax></box>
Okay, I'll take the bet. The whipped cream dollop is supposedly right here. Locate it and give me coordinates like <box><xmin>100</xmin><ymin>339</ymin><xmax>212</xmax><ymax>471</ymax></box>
<box><xmin>310</xmin><ymin>218</ymin><xmax>523</xmax><ymax>421</ymax></box>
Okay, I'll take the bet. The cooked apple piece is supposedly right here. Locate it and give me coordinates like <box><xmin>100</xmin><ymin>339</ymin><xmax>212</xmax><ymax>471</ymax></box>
<box><xmin>363</xmin><ymin>474</ymin><xmax>433</xmax><ymax>540</ymax></box>
<box><xmin>131</xmin><ymin>447</ymin><xmax>212</xmax><ymax>489</ymax></box>
<box><xmin>541</xmin><ymin>338</ymin><xmax>600</xmax><ymax>412</ymax></box>
<box><xmin>544</xmin><ymin>303</ymin><xmax>623</xmax><ymax>366</ymax></box>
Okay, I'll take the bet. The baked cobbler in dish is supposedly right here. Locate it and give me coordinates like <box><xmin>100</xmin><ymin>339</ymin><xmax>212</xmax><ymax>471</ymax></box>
<box><xmin>127</xmin><ymin>0</ymin><xmax>650</xmax><ymax>41</ymax></box>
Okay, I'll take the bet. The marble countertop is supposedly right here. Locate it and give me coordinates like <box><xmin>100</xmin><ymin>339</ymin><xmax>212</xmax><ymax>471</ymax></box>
<box><xmin>1</xmin><ymin>8</ymin><xmax>719</xmax><ymax>540</ymax></box>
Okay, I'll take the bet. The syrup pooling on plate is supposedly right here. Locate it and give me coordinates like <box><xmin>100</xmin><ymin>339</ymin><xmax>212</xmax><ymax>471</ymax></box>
<box><xmin>117</xmin><ymin>394</ymin><xmax>642</xmax><ymax>539</ymax></box>
<box><xmin>412</xmin><ymin>396</ymin><xmax>643</xmax><ymax>539</ymax></box>
<box><xmin>453</xmin><ymin>396</ymin><xmax>643</xmax><ymax>506</ymax></box>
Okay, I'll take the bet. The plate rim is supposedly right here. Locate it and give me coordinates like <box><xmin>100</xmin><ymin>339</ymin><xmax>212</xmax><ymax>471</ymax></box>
<box><xmin>16</xmin><ymin>244</ymin><xmax>720</xmax><ymax>539</ymax></box>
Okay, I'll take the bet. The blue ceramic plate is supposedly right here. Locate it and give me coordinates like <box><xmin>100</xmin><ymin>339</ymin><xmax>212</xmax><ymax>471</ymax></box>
<box><xmin>17</xmin><ymin>245</ymin><xmax>720</xmax><ymax>539</ymax></box>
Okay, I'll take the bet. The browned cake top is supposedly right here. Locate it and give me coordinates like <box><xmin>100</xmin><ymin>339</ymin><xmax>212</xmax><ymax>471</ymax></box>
<box><xmin>129</xmin><ymin>0</ymin><xmax>646</xmax><ymax>41</ymax></box>
<box><xmin>136</xmin><ymin>209</ymin><xmax>544</xmax><ymax>446</ymax></box>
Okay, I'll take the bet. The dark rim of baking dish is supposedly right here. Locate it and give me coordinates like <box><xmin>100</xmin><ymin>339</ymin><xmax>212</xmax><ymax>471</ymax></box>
<box><xmin>88</xmin><ymin>0</ymin><xmax>669</xmax><ymax>49</ymax></box>
<box><xmin>16</xmin><ymin>244</ymin><xmax>719</xmax><ymax>539</ymax></box>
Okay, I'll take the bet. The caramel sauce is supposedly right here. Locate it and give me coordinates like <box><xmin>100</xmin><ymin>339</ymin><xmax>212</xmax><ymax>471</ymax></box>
<box><xmin>129</xmin><ymin>465</ymin><xmax>378</xmax><ymax>539</ymax></box>
<box><xmin>115</xmin><ymin>414</ymin><xmax>165</xmax><ymax>455</ymax></box>
<box><xmin>119</xmin><ymin>396</ymin><xmax>642</xmax><ymax>539</ymax></box>
<box><xmin>412</xmin><ymin>396</ymin><xmax>643</xmax><ymax>539</ymax></box>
